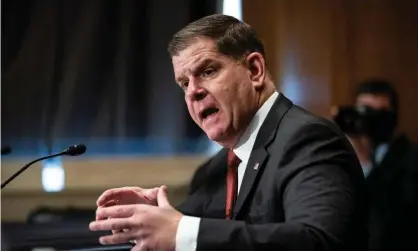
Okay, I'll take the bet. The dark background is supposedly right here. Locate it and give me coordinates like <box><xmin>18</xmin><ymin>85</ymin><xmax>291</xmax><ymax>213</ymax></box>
<box><xmin>2</xmin><ymin>0</ymin><xmax>218</xmax><ymax>157</ymax></box>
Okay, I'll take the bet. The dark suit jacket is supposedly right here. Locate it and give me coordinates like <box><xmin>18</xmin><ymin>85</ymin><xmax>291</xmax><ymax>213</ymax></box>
<box><xmin>366</xmin><ymin>135</ymin><xmax>418</xmax><ymax>251</ymax></box>
<box><xmin>178</xmin><ymin>93</ymin><xmax>369</xmax><ymax>251</ymax></box>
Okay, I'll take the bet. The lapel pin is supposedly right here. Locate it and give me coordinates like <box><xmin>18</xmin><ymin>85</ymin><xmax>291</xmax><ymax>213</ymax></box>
<box><xmin>253</xmin><ymin>163</ymin><xmax>259</xmax><ymax>170</ymax></box>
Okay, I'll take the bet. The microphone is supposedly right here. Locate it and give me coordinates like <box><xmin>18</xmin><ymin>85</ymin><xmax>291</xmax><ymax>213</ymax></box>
<box><xmin>1</xmin><ymin>144</ymin><xmax>87</xmax><ymax>189</ymax></box>
<box><xmin>65</xmin><ymin>144</ymin><xmax>87</xmax><ymax>156</ymax></box>
<box><xmin>1</xmin><ymin>146</ymin><xmax>12</xmax><ymax>155</ymax></box>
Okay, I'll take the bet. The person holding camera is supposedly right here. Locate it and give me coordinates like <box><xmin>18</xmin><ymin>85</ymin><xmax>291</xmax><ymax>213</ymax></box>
<box><xmin>333</xmin><ymin>79</ymin><xmax>418</xmax><ymax>251</ymax></box>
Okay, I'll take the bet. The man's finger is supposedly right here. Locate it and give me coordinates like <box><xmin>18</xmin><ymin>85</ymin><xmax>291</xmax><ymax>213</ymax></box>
<box><xmin>97</xmin><ymin>187</ymin><xmax>137</xmax><ymax>207</ymax></box>
<box><xmin>157</xmin><ymin>185</ymin><xmax>171</xmax><ymax>208</ymax></box>
<box><xmin>131</xmin><ymin>241</ymin><xmax>151</xmax><ymax>251</ymax></box>
<box><xmin>97</xmin><ymin>189</ymin><xmax>119</xmax><ymax>207</ymax></box>
<box><xmin>89</xmin><ymin>218</ymin><xmax>132</xmax><ymax>231</ymax></box>
<box><xmin>102</xmin><ymin>199</ymin><xmax>118</xmax><ymax>207</ymax></box>
<box><xmin>140</xmin><ymin>188</ymin><xmax>159</xmax><ymax>203</ymax></box>
<box><xmin>96</xmin><ymin>201</ymin><xmax>119</xmax><ymax>220</ymax></box>
<box><xmin>112</xmin><ymin>228</ymin><xmax>130</xmax><ymax>235</ymax></box>
<box><xmin>96</xmin><ymin>205</ymin><xmax>136</xmax><ymax>220</ymax></box>
<box><xmin>98</xmin><ymin>230</ymin><xmax>137</xmax><ymax>245</ymax></box>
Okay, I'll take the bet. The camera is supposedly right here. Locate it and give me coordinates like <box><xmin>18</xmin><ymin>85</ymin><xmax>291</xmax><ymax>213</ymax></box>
<box><xmin>333</xmin><ymin>105</ymin><xmax>397</xmax><ymax>144</ymax></box>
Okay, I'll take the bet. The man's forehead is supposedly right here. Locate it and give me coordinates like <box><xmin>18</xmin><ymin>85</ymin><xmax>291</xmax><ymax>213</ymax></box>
<box><xmin>356</xmin><ymin>93</ymin><xmax>391</xmax><ymax>108</ymax></box>
<box><xmin>172</xmin><ymin>40</ymin><xmax>220</xmax><ymax>75</ymax></box>
<box><xmin>173</xmin><ymin>40</ymin><xmax>217</xmax><ymax>63</ymax></box>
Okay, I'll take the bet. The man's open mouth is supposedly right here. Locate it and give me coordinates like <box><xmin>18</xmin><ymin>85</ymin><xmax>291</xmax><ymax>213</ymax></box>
<box><xmin>200</xmin><ymin>107</ymin><xmax>219</xmax><ymax>120</ymax></box>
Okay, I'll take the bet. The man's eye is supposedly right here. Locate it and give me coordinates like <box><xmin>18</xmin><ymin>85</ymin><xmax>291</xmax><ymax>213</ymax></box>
<box><xmin>202</xmin><ymin>68</ymin><xmax>216</xmax><ymax>77</ymax></box>
<box><xmin>180</xmin><ymin>81</ymin><xmax>189</xmax><ymax>90</ymax></box>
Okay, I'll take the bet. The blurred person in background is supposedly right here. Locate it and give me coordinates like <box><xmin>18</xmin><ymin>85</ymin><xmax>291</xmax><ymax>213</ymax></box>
<box><xmin>89</xmin><ymin>14</ymin><xmax>368</xmax><ymax>251</ymax></box>
<box><xmin>332</xmin><ymin>79</ymin><xmax>418</xmax><ymax>251</ymax></box>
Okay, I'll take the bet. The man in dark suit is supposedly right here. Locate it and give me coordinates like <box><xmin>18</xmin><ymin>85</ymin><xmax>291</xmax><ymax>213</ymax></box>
<box><xmin>89</xmin><ymin>14</ymin><xmax>368</xmax><ymax>251</ymax></box>
<box><xmin>341</xmin><ymin>80</ymin><xmax>418</xmax><ymax>251</ymax></box>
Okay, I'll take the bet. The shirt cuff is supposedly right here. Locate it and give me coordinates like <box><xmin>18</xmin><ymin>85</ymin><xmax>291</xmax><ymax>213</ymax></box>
<box><xmin>175</xmin><ymin>216</ymin><xmax>201</xmax><ymax>251</ymax></box>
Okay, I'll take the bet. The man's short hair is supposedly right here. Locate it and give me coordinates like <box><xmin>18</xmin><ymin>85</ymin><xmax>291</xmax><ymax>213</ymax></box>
<box><xmin>356</xmin><ymin>78</ymin><xmax>399</xmax><ymax>113</ymax></box>
<box><xmin>167</xmin><ymin>14</ymin><xmax>265</xmax><ymax>61</ymax></box>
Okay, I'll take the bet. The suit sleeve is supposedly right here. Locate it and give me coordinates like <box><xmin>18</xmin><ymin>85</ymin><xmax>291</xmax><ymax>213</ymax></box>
<box><xmin>176</xmin><ymin>149</ymin><xmax>228</xmax><ymax>216</ymax></box>
<box><xmin>195</xmin><ymin>122</ymin><xmax>367</xmax><ymax>251</ymax></box>
<box><xmin>188</xmin><ymin>157</ymin><xmax>213</xmax><ymax>195</ymax></box>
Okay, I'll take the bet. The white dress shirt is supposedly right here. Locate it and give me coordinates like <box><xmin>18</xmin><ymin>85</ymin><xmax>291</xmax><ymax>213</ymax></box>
<box><xmin>175</xmin><ymin>92</ymin><xmax>279</xmax><ymax>251</ymax></box>
<box><xmin>361</xmin><ymin>143</ymin><xmax>389</xmax><ymax>177</ymax></box>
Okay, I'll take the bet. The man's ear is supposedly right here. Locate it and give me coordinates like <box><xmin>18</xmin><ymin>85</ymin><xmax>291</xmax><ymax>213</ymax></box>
<box><xmin>245</xmin><ymin>52</ymin><xmax>266</xmax><ymax>90</ymax></box>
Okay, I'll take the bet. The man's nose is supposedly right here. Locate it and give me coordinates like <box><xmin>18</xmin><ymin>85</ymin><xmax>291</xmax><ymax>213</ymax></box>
<box><xmin>187</xmin><ymin>82</ymin><xmax>206</xmax><ymax>101</ymax></box>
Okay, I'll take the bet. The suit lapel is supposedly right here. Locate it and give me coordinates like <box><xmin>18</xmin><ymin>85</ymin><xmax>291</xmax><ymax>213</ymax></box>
<box><xmin>232</xmin><ymin>93</ymin><xmax>293</xmax><ymax>219</ymax></box>
<box><xmin>232</xmin><ymin>147</ymin><xmax>268</xmax><ymax>218</ymax></box>
<box><xmin>378</xmin><ymin>135</ymin><xmax>410</xmax><ymax>169</ymax></box>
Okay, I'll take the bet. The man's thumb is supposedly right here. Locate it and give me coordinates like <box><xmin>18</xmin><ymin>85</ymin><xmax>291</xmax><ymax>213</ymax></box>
<box><xmin>157</xmin><ymin>185</ymin><xmax>170</xmax><ymax>208</ymax></box>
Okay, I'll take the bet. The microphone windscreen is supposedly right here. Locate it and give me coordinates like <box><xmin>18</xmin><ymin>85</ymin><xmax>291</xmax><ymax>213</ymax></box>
<box><xmin>66</xmin><ymin>144</ymin><xmax>87</xmax><ymax>156</ymax></box>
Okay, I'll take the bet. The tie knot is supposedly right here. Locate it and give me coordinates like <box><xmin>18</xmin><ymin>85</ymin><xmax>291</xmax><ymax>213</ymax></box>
<box><xmin>228</xmin><ymin>150</ymin><xmax>241</xmax><ymax>168</ymax></box>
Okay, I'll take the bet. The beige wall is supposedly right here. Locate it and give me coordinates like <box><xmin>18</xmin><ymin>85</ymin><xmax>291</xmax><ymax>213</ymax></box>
<box><xmin>1</xmin><ymin>156</ymin><xmax>207</xmax><ymax>221</ymax></box>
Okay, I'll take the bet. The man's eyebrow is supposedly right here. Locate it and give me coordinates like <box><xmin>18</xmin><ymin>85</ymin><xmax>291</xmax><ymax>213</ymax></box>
<box><xmin>175</xmin><ymin>74</ymin><xmax>186</xmax><ymax>83</ymax></box>
<box><xmin>175</xmin><ymin>58</ymin><xmax>218</xmax><ymax>83</ymax></box>
<box><xmin>192</xmin><ymin>58</ymin><xmax>218</xmax><ymax>74</ymax></box>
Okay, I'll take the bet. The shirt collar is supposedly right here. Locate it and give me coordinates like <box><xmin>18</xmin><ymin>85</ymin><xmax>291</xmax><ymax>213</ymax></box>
<box><xmin>233</xmin><ymin>92</ymin><xmax>279</xmax><ymax>163</ymax></box>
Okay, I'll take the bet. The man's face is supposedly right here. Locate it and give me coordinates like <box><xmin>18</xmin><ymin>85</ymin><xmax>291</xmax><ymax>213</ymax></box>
<box><xmin>172</xmin><ymin>38</ymin><xmax>262</xmax><ymax>146</ymax></box>
<box><xmin>356</xmin><ymin>93</ymin><xmax>391</xmax><ymax>111</ymax></box>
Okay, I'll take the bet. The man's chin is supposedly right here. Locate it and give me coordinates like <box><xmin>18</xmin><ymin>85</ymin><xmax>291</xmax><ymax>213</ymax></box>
<box><xmin>204</xmin><ymin>128</ymin><xmax>225</xmax><ymax>142</ymax></box>
<box><xmin>204</xmin><ymin>127</ymin><xmax>235</xmax><ymax>147</ymax></box>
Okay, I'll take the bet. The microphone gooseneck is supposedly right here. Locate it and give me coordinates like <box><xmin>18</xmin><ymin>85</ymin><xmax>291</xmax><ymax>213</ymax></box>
<box><xmin>1</xmin><ymin>144</ymin><xmax>87</xmax><ymax>189</ymax></box>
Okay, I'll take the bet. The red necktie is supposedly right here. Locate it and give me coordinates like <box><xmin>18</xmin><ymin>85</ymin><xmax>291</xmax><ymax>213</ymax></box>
<box><xmin>226</xmin><ymin>150</ymin><xmax>241</xmax><ymax>219</ymax></box>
